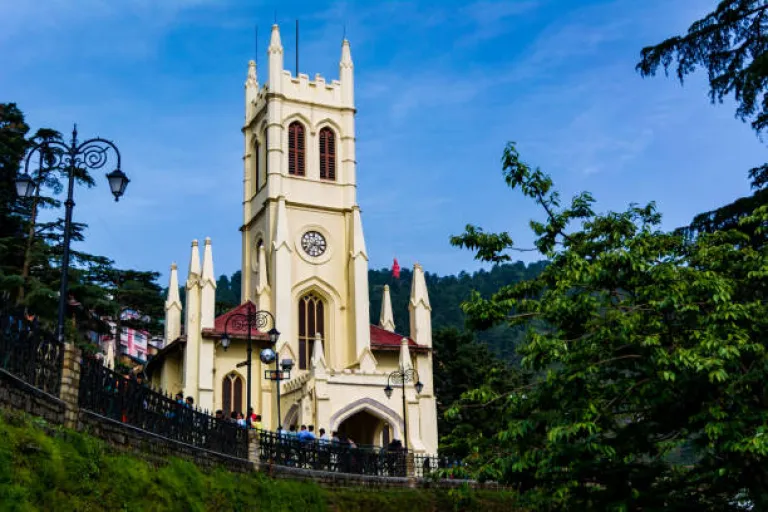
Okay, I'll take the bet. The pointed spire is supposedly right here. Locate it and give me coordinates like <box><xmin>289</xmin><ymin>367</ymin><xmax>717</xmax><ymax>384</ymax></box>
<box><xmin>339</xmin><ymin>38</ymin><xmax>354</xmax><ymax>106</ymax></box>
<box><xmin>350</xmin><ymin>206</ymin><xmax>367</xmax><ymax>259</ymax></box>
<box><xmin>273</xmin><ymin>196</ymin><xmax>291</xmax><ymax>252</ymax></box>
<box><xmin>269</xmin><ymin>23</ymin><xmax>283</xmax><ymax>51</ymax></box>
<box><xmin>268</xmin><ymin>24</ymin><xmax>284</xmax><ymax>93</ymax></box>
<box><xmin>166</xmin><ymin>263</ymin><xmax>181</xmax><ymax>308</ymax></box>
<box><xmin>340</xmin><ymin>39</ymin><xmax>353</xmax><ymax>68</ymax></box>
<box><xmin>246</xmin><ymin>59</ymin><xmax>258</xmax><ymax>87</ymax></box>
<box><xmin>201</xmin><ymin>237</ymin><xmax>215</xmax><ymax>285</ymax></box>
<box><xmin>379</xmin><ymin>285</ymin><xmax>395</xmax><ymax>331</ymax></box>
<box><xmin>187</xmin><ymin>240</ymin><xmax>201</xmax><ymax>284</ymax></box>
<box><xmin>399</xmin><ymin>337</ymin><xmax>413</xmax><ymax>370</ymax></box>
<box><xmin>409</xmin><ymin>262</ymin><xmax>431</xmax><ymax>309</ymax></box>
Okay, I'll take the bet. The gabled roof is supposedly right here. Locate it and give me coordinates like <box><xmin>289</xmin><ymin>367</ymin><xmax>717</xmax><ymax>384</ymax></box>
<box><xmin>369</xmin><ymin>325</ymin><xmax>429</xmax><ymax>352</ymax></box>
<box><xmin>201</xmin><ymin>300</ymin><xmax>271</xmax><ymax>340</ymax></box>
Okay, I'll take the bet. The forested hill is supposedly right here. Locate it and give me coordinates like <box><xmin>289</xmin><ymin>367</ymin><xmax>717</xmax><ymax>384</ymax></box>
<box><xmin>368</xmin><ymin>261</ymin><xmax>547</xmax><ymax>362</ymax></box>
<box><xmin>211</xmin><ymin>261</ymin><xmax>547</xmax><ymax>363</ymax></box>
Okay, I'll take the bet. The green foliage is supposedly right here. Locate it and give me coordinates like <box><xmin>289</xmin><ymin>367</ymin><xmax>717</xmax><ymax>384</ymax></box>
<box><xmin>0</xmin><ymin>409</ymin><xmax>520</xmax><ymax>511</ymax></box>
<box><xmin>450</xmin><ymin>142</ymin><xmax>768</xmax><ymax>510</ymax></box>
<box><xmin>368</xmin><ymin>262</ymin><xmax>546</xmax><ymax>363</ymax></box>
<box><xmin>637</xmin><ymin>0</ymin><xmax>768</xmax><ymax>190</ymax></box>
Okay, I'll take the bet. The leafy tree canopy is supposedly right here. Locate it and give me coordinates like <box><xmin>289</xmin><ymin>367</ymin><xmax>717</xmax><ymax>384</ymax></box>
<box><xmin>448</xmin><ymin>142</ymin><xmax>768</xmax><ymax>510</ymax></box>
<box><xmin>637</xmin><ymin>0</ymin><xmax>768</xmax><ymax>189</ymax></box>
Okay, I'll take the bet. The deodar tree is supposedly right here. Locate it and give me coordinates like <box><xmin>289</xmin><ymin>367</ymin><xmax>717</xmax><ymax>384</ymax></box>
<box><xmin>637</xmin><ymin>0</ymin><xmax>768</xmax><ymax>189</ymax></box>
<box><xmin>448</xmin><ymin>143</ymin><xmax>768</xmax><ymax>510</ymax></box>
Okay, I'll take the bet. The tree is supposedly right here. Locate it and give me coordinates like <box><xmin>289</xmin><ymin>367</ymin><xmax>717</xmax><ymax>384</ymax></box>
<box><xmin>637</xmin><ymin>0</ymin><xmax>768</xmax><ymax>189</ymax></box>
<box><xmin>448</xmin><ymin>142</ymin><xmax>768</xmax><ymax>510</ymax></box>
<box><xmin>433</xmin><ymin>327</ymin><xmax>522</xmax><ymax>459</ymax></box>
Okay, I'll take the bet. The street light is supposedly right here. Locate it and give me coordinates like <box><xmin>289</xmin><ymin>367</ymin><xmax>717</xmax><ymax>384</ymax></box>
<box><xmin>219</xmin><ymin>303</ymin><xmax>276</xmax><ymax>421</ymax></box>
<box><xmin>262</xmin><ymin>347</ymin><xmax>293</xmax><ymax>430</ymax></box>
<box><xmin>15</xmin><ymin>125</ymin><xmax>128</xmax><ymax>344</ymax></box>
<box><xmin>384</xmin><ymin>366</ymin><xmax>423</xmax><ymax>451</ymax></box>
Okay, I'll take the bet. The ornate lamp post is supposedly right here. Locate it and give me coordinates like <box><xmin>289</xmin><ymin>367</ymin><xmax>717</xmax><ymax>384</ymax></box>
<box><xmin>219</xmin><ymin>303</ymin><xmax>278</xmax><ymax>419</ymax></box>
<box><xmin>384</xmin><ymin>367</ymin><xmax>424</xmax><ymax>451</ymax></box>
<box><xmin>260</xmin><ymin>349</ymin><xmax>293</xmax><ymax>430</ymax></box>
<box><xmin>15</xmin><ymin>125</ymin><xmax>129</xmax><ymax>344</ymax></box>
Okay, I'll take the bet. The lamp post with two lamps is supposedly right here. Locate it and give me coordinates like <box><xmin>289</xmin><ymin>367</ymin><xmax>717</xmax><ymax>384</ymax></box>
<box><xmin>15</xmin><ymin>125</ymin><xmax>130</xmax><ymax>344</ymax></box>
<box><xmin>219</xmin><ymin>303</ymin><xmax>279</xmax><ymax>419</ymax></box>
<box><xmin>260</xmin><ymin>349</ymin><xmax>293</xmax><ymax>431</ymax></box>
<box><xmin>384</xmin><ymin>366</ymin><xmax>424</xmax><ymax>451</ymax></box>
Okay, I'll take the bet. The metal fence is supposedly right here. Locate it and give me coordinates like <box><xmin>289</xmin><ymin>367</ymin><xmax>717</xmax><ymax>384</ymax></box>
<box><xmin>0</xmin><ymin>308</ymin><xmax>63</xmax><ymax>395</ymax></box>
<box><xmin>78</xmin><ymin>356</ymin><xmax>248</xmax><ymax>459</ymax></box>
<box><xmin>258</xmin><ymin>430</ymin><xmax>409</xmax><ymax>476</ymax></box>
<box><xmin>413</xmin><ymin>454</ymin><xmax>458</xmax><ymax>478</ymax></box>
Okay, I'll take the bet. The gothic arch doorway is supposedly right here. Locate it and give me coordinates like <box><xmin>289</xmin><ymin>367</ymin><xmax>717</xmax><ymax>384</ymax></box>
<box><xmin>330</xmin><ymin>399</ymin><xmax>403</xmax><ymax>447</ymax></box>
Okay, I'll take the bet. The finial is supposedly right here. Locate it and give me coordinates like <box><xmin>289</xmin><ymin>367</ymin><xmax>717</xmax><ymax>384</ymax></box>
<box><xmin>192</xmin><ymin>239</ymin><xmax>199</xmax><ymax>247</ymax></box>
<box><xmin>171</xmin><ymin>262</ymin><xmax>177</xmax><ymax>270</ymax></box>
<box><xmin>204</xmin><ymin>237</ymin><xmax>212</xmax><ymax>245</ymax></box>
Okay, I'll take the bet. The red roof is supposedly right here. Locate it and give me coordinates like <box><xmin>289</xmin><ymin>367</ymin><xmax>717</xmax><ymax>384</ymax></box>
<box><xmin>369</xmin><ymin>325</ymin><xmax>428</xmax><ymax>352</ymax></box>
<box><xmin>202</xmin><ymin>301</ymin><xmax>271</xmax><ymax>340</ymax></box>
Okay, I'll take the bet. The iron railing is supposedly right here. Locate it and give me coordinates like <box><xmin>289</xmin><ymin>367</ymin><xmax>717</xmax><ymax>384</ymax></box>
<box><xmin>0</xmin><ymin>308</ymin><xmax>63</xmax><ymax>395</ymax></box>
<box><xmin>258</xmin><ymin>430</ymin><xmax>409</xmax><ymax>476</ymax></box>
<box><xmin>413</xmin><ymin>454</ymin><xmax>456</xmax><ymax>478</ymax></box>
<box><xmin>78</xmin><ymin>356</ymin><xmax>248</xmax><ymax>458</ymax></box>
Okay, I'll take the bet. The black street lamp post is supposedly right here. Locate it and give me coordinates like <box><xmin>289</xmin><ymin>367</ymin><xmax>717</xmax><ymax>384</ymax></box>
<box><xmin>219</xmin><ymin>303</ymin><xmax>279</xmax><ymax>419</ymax></box>
<box><xmin>15</xmin><ymin>125</ymin><xmax>129</xmax><ymax>344</ymax></box>
<box><xmin>261</xmin><ymin>349</ymin><xmax>293</xmax><ymax>430</ymax></box>
<box><xmin>384</xmin><ymin>366</ymin><xmax>424</xmax><ymax>451</ymax></box>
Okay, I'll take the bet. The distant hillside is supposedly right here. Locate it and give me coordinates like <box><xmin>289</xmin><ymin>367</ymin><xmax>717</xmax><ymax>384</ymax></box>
<box><xmin>204</xmin><ymin>261</ymin><xmax>546</xmax><ymax>364</ymax></box>
<box><xmin>368</xmin><ymin>261</ymin><xmax>547</xmax><ymax>363</ymax></box>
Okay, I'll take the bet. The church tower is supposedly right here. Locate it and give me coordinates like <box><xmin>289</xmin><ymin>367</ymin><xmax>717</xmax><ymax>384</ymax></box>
<box><xmin>240</xmin><ymin>25</ymin><xmax>370</xmax><ymax>372</ymax></box>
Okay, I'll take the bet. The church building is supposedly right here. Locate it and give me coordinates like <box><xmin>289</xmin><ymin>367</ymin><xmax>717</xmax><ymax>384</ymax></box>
<box><xmin>147</xmin><ymin>24</ymin><xmax>438</xmax><ymax>454</ymax></box>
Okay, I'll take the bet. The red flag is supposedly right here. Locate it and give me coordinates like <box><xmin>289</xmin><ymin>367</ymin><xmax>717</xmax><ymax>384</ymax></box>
<box><xmin>392</xmin><ymin>258</ymin><xmax>401</xmax><ymax>279</ymax></box>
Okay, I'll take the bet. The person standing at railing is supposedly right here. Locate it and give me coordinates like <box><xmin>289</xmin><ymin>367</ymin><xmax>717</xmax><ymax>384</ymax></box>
<box><xmin>252</xmin><ymin>414</ymin><xmax>263</xmax><ymax>430</ymax></box>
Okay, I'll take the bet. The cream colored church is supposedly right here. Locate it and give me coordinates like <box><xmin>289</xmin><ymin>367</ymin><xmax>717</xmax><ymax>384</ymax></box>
<box><xmin>147</xmin><ymin>25</ymin><xmax>438</xmax><ymax>454</ymax></box>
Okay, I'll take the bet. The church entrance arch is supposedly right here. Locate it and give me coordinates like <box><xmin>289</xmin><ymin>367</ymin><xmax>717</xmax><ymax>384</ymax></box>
<box><xmin>330</xmin><ymin>398</ymin><xmax>402</xmax><ymax>447</ymax></box>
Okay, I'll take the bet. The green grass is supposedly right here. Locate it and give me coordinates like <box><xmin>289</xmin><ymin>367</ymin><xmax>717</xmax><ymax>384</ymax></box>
<box><xmin>0</xmin><ymin>409</ymin><xmax>519</xmax><ymax>511</ymax></box>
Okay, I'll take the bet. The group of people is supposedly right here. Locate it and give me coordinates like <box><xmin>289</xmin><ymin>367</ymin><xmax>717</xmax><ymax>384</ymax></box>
<box><xmin>213</xmin><ymin>407</ymin><xmax>264</xmax><ymax>429</ymax></box>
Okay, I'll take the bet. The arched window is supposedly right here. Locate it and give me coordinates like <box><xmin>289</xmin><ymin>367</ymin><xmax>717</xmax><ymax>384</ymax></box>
<box><xmin>222</xmin><ymin>372</ymin><xmax>244</xmax><ymax>415</ymax></box>
<box><xmin>254</xmin><ymin>140</ymin><xmax>260</xmax><ymax>192</ymax></box>
<box><xmin>319</xmin><ymin>127</ymin><xmax>336</xmax><ymax>181</ymax></box>
<box><xmin>298</xmin><ymin>293</ymin><xmax>325</xmax><ymax>370</ymax></box>
<box><xmin>288</xmin><ymin>121</ymin><xmax>305</xmax><ymax>176</ymax></box>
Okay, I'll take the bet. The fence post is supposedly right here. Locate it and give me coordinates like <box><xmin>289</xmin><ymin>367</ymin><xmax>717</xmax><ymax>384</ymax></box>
<box><xmin>248</xmin><ymin>429</ymin><xmax>261</xmax><ymax>471</ymax></box>
<box><xmin>58</xmin><ymin>343</ymin><xmax>81</xmax><ymax>429</ymax></box>
<box><xmin>406</xmin><ymin>452</ymin><xmax>416</xmax><ymax>485</ymax></box>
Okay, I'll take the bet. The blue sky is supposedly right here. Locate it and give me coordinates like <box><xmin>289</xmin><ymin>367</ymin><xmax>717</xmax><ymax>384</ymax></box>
<box><xmin>2</xmin><ymin>0</ymin><xmax>764</xmax><ymax>283</ymax></box>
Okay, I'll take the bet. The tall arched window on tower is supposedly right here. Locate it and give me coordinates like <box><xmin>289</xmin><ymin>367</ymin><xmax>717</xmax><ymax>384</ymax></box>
<box><xmin>319</xmin><ymin>127</ymin><xmax>336</xmax><ymax>181</ymax></box>
<box><xmin>222</xmin><ymin>372</ymin><xmax>244</xmax><ymax>415</ymax></box>
<box><xmin>254</xmin><ymin>139</ymin><xmax>260</xmax><ymax>192</ymax></box>
<box><xmin>288</xmin><ymin>121</ymin><xmax>306</xmax><ymax>176</ymax></box>
<box><xmin>298</xmin><ymin>293</ymin><xmax>325</xmax><ymax>370</ymax></box>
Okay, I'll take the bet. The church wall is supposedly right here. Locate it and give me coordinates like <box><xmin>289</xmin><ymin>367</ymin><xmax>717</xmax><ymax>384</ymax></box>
<box><xmin>371</xmin><ymin>352</ymin><xmax>400</xmax><ymax>372</ymax></box>
<box><xmin>286</xmin><ymin>205</ymin><xmax>350</xmax><ymax>370</ymax></box>
<box><xmin>210</xmin><ymin>340</ymin><xmax>268</xmax><ymax>416</ymax></box>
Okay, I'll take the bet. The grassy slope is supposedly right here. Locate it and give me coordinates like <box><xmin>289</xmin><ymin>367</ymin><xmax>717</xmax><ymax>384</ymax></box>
<box><xmin>0</xmin><ymin>409</ymin><xmax>518</xmax><ymax>512</ymax></box>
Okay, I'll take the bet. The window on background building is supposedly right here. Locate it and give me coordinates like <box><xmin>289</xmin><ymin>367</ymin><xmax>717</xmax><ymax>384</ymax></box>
<box><xmin>288</xmin><ymin>121</ymin><xmax>305</xmax><ymax>176</ymax></box>
<box><xmin>298</xmin><ymin>293</ymin><xmax>325</xmax><ymax>370</ymax></box>
<box><xmin>222</xmin><ymin>372</ymin><xmax>244</xmax><ymax>415</ymax></box>
<box><xmin>319</xmin><ymin>127</ymin><xmax>336</xmax><ymax>181</ymax></box>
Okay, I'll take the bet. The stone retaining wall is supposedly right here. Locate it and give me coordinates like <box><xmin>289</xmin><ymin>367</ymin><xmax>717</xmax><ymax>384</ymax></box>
<box><xmin>0</xmin><ymin>367</ymin><xmax>66</xmax><ymax>425</ymax></box>
<box><xmin>78</xmin><ymin>409</ymin><xmax>254</xmax><ymax>473</ymax></box>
